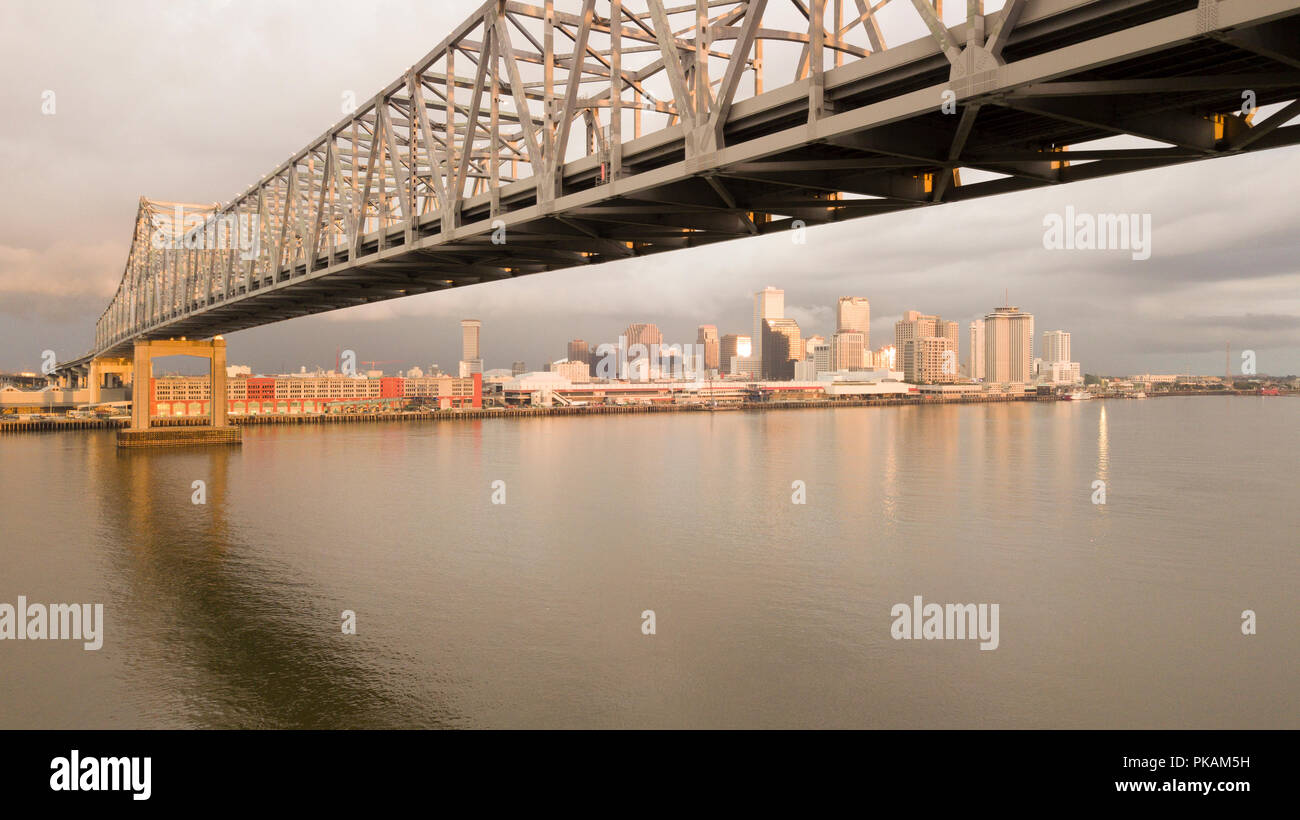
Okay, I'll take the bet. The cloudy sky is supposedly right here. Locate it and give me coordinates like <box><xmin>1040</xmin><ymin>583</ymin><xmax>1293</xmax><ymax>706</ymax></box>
<box><xmin>2</xmin><ymin>0</ymin><xmax>1298</xmax><ymax>377</ymax></box>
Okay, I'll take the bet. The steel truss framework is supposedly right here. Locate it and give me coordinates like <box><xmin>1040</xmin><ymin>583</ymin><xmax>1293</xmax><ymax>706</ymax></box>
<box><xmin>73</xmin><ymin>0</ymin><xmax>1300</xmax><ymax>369</ymax></box>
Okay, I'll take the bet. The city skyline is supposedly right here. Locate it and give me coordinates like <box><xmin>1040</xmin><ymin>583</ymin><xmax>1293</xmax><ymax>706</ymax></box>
<box><xmin>124</xmin><ymin>290</ymin><xmax>1291</xmax><ymax>381</ymax></box>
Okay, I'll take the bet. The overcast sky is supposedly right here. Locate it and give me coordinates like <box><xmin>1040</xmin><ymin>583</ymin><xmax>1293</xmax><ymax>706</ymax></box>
<box><xmin>2</xmin><ymin>0</ymin><xmax>1298</xmax><ymax>377</ymax></box>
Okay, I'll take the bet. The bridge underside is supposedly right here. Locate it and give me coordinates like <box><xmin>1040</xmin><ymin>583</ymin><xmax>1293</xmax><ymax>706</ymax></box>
<box><xmin>69</xmin><ymin>0</ymin><xmax>1300</xmax><ymax>370</ymax></box>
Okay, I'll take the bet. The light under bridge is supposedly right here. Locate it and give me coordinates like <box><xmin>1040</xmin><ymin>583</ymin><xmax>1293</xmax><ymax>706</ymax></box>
<box><xmin>59</xmin><ymin>0</ymin><xmax>1300</xmax><ymax>384</ymax></box>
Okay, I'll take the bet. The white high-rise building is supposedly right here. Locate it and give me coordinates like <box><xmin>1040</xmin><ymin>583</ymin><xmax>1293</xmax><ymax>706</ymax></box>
<box><xmin>459</xmin><ymin>319</ymin><xmax>483</xmax><ymax>377</ymax></box>
<box><xmin>836</xmin><ymin>297</ymin><xmax>870</xmax><ymax>349</ymax></box>
<box><xmin>461</xmin><ymin>319</ymin><xmax>481</xmax><ymax>360</ymax></box>
<box><xmin>1039</xmin><ymin>330</ymin><xmax>1081</xmax><ymax>385</ymax></box>
<box><xmin>1042</xmin><ymin>330</ymin><xmax>1071</xmax><ymax>363</ymax></box>
<box><xmin>752</xmin><ymin>287</ymin><xmax>784</xmax><ymax>374</ymax></box>
<box><xmin>968</xmin><ymin>320</ymin><xmax>986</xmax><ymax>380</ymax></box>
<box><xmin>984</xmin><ymin>306</ymin><xmax>1034</xmax><ymax>384</ymax></box>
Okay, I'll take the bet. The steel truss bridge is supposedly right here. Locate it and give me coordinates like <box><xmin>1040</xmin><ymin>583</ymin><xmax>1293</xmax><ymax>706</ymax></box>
<box><xmin>62</xmin><ymin>0</ymin><xmax>1300</xmax><ymax>374</ymax></box>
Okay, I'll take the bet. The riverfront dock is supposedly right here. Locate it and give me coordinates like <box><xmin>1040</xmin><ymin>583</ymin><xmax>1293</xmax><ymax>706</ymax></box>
<box><xmin>0</xmin><ymin>391</ymin><xmax>1059</xmax><ymax>435</ymax></box>
<box><xmin>4</xmin><ymin>390</ymin><xmax>1286</xmax><ymax>436</ymax></box>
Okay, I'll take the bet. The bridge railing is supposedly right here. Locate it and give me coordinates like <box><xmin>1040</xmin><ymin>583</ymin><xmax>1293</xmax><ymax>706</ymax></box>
<box><xmin>88</xmin><ymin>0</ymin><xmax>1300</xmax><ymax>362</ymax></box>
<box><xmin>93</xmin><ymin>0</ymin><xmax>911</xmax><ymax>354</ymax></box>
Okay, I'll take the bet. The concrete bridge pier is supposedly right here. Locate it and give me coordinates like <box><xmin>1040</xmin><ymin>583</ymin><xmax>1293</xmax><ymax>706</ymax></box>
<box><xmin>88</xmin><ymin>356</ymin><xmax>132</xmax><ymax>405</ymax></box>
<box><xmin>118</xmin><ymin>337</ymin><xmax>240</xmax><ymax>448</ymax></box>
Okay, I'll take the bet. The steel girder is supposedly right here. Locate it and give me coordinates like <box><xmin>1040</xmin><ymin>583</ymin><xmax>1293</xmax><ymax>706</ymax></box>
<box><xmin>72</xmin><ymin>0</ymin><xmax>1300</xmax><ymax>369</ymax></box>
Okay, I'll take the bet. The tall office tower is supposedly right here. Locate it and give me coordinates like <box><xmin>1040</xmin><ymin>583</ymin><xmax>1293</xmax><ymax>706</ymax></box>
<box><xmin>804</xmin><ymin>334</ymin><xmax>826</xmax><ymax>359</ymax></box>
<box><xmin>697</xmin><ymin>325</ymin><xmax>720</xmax><ymax>371</ymax></box>
<box><xmin>721</xmin><ymin>334</ymin><xmax>751</xmax><ymax>375</ymax></box>
<box><xmin>894</xmin><ymin>311</ymin><xmax>958</xmax><ymax>347</ymax></box>
<box><xmin>876</xmin><ymin>345</ymin><xmax>897</xmax><ymax>370</ymax></box>
<box><xmin>984</xmin><ymin>305</ymin><xmax>1035</xmax><ymax>383</ymax></box>
<box><xmin>459</xmin><ymin>319</ymin><xmax>483</xmax><ymax>377</ymax></box>
<box><xmin>512</xmin><ymin>361</ymin><xmax>526</xmax><ymax>376</ymax></box>
<box><xmin>968</xmin><ymin>320</ymin><xmax>986</xmax><ymax>380</ymax></box>
<box><xmin>752</xmin><ymin>287</ymin><xmax>784</xmax><ymax>372</ymax></box>
<box><xmin>622</xmin><ymin>323</ymin><xmax>663</xmax><ymax>380</ymax></box>
<box><xmin>831</xmin><ymin>331</ymin><xmax>866</xmax><ymax>371</ymax></box>
<box><xmin>937</xmin><ymin>319</ymin><xmax>959</xmax><ymax>348</ymax></box>
<box><xmin>567</xmin><ymin>339</ymin><xmax>590</xmax><ymax>366</ymax></box>
<box><xmin>902</xmin><ymin>336</ymin><xmax>958</xmax><ymax>383</ymax></box>
<box><xmin>623</xmin><ymin>323</ymin><xmax>663</xmax><ymax>351</ymax></box>
<box><xmin>836</xmin><ymin>297</ymin><xmax>871</xmax><ymax>348</ymax></box>
<box><xmin>1042</xmin><ymin>330</ymin><xmax>1071</xmax><ymax>363</ymax></box>
<box><xmin>894</xmin><ymin>310</ymin><xmax>929</xmax><ymax>352</ymax></box>
<box><xmin>895</xmin><ymin>311</ymin><xmax>958</xmax><ymax>377</ymax></box>
<box><xmin>461</xmin><ymin>319</ymin><xmax>481</xmax><ymax>360</ymax></box>
<box><xmin>812</xmin><ymin>343</ymin><xmax>832</xmax><ymax>372</ymax></box>
<box><xmin>1040</xmin><ymin>330</ymin><xmax>1081</xmax><ymax>385</ymax></box>
<box><xmin>762</xmin><ymin>318</ymin><xmax>802</xmax><ymax>381</ymax></box>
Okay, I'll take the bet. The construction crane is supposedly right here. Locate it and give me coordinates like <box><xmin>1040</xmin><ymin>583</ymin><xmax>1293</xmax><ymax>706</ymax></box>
<box><xmin>361</xmin><ymin>360</ymin><xmax>398</xmax><ymax>373</ymax></box>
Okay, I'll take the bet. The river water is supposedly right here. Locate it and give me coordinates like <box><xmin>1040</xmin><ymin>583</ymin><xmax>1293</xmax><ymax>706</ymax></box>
<box><xmin>1</xmin><ymin>396</ymin><xmax>1295</xmax><ymax>728</ymax></box>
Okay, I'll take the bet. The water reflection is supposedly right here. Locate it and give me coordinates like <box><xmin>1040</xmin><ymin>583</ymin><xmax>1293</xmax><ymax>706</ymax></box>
<box><xmin>5</xmin><ymin>398</ymin><xmax>1297</xmax><ymax>729</ymax></box>
<box><xmin>100</xmin><ymin>442</ymin><xmax>455</xmax><ymax>728</ymax></box>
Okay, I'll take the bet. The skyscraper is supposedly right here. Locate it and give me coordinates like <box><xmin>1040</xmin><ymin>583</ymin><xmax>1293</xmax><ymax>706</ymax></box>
<box><xmin>623</xmin><ymin>323</ymin><xmax>663</xmax><ymax>380</ymax></box>
<box><xmin>623</xmin><ymin>323</ymin><xmax>662</xmax><ymax>351</ymax></box>
<box><xmin>721</xmin><ymin>334</ymin><xmax>751</xmax><ymax>375</ymax></box>
<box><xmin>812</xmin><ymin>343</ymin><xmax>832</xmax><ymax>372</ymax></box>
<box><xmin>459</xmin><ymin>319</ymin><xmax>482</xmax><ymax>377</ymax></box>
<box><xmin>831</xmin><ymin>331</ymin><xmax>866</xmax><ymax>372</ymax></box>
<box><xmin>752</xmin><ymin>287</ymin><xmax>784</xmax><ymax>372</ymax></box>
<box><xmin>902</xmin><ymin>337</ymin><xmax>958</xmax><ymax>383</ymax></box>
<box><xmin>511</xmin><ymin>361</ymin><xmax>526</xmax><ymax>376</ymax></box>
<box><xmin>895</xmin><ymin>311</ymin><xmax>958</xmax><ymax>383</ymax></box>
<box><xmin>876</xmin><ymin>345</ymin><xmax>897</xmax><ymax>371</ymax></box>
<box><xmin>1039</xmin><ymin>330</ymin><xmax>1080</xmax><ymax>385</ymax></box>
<box><xmin>697</xmin><ymin>325</ymin><xmax>720</xmax><ymax>371</ymax></box>
<box><xmin>836</xmin><ymin>297</ymin><xmax>870</xmax><ymax>348</ymax></box>
<box><xmin>984</xmin><ymin>305</ymin><xmax>1034</xmax><ymax>383</ymax></box>
<box><xmin>567</xmin><ymin>339</ymin><xmax>591</xmax><ymax>367</ymax></box>
<box><xmin>894</xmin><ymin>310</ymin><xmax>956</xmax><ymax>352</ymax></box>
<box><xmin>762</xmin><ymin>318</ymin><xmax>802</xmax><ymax>381</ymax></box>
<box><xmin>968</xmin><ymin>320</ymin><xmax>986</xmax><ymax>380</ymax></box>
<box><xmin>461</xmin><ymin>319</ymin><xmax>480</xmax><ymax>360</ymax></box>
<box><xmin>1042</xmin><ymin>330</ymin><xmax>1071</xmax><ymax>363</ymax></box>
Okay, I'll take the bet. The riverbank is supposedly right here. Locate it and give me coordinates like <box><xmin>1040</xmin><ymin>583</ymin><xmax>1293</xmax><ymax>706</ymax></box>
<box><xmin>1</xmin><ymin>392</ymin><xmax>1037</xmax><ymax>433</ymax></box>
<box><xmin>0</xmin><ymin>389</ymin><xmax>1285</xmax><ymax>435</ymax></box>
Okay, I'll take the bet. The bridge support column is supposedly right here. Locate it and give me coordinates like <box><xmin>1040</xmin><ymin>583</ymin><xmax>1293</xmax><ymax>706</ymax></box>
<box><xmin>120</xmin><ymin>337</ymin><xmax>239</xmax><ymax>448</ymax></box>
<box><xmin>88</xmin><ymin>356</ymin><xmax>132</xmax><ymax>406</ymax></box>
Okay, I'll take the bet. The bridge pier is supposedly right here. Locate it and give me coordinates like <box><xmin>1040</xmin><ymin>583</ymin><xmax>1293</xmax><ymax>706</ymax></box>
<box><xmin>88</xmin><ymin>356</ymin><xmax>132</xmax><ymax>405</ymax></box>
<box><xmin>118</xmin><ymin>338</ymin><xmax>240</xmax><ymax>448</ymax></box>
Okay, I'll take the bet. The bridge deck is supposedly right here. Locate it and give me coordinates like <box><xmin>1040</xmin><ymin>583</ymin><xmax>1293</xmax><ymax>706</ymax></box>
<box><xmin>65</xmin><ymin>0</ymin><xmax>1300</xmax><ymax>371</ymax></box>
